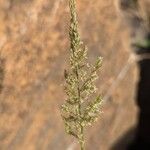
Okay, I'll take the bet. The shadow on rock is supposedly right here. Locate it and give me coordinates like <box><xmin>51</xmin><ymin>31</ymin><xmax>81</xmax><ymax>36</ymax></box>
<box><xmin>110</xmin><ymin>127</ymin><xmax>136</xmax><ymax>150</ymax></box>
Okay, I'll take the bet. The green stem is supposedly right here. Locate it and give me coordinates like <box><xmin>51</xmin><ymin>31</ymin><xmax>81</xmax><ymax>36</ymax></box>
<box><xmin>79</xmin><ymin>125</ymin><xmax>84</xmax><ymax>150</ymax></box>
<box><xmin>75</xmin><ymin>66</ymin><xmax>85</xmax><ymax>150</ymax></box>
<box><xmin>69</xmin><ymin>0</ymin><xmax>85</xmax><ymax>149</ymax></box>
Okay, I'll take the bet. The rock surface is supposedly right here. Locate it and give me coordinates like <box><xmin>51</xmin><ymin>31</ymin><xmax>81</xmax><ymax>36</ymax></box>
<box><xmin>0</xmin><ymin>0</ymin><xmax>138</xmax><ymax>149</ymax></box>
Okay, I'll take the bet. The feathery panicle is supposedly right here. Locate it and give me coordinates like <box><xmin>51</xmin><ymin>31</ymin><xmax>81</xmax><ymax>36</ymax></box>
<box><xmin>61</xmin><ymin>0</ymin><xmax>103</xmax><ymax>149</ymax></box>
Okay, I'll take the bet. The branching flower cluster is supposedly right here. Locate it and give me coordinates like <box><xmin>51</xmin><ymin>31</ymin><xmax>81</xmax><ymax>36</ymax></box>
<box><xmin>61</xmin><ymin>0</ymin><xmax>103</xmax><ymax>149</ymax></box>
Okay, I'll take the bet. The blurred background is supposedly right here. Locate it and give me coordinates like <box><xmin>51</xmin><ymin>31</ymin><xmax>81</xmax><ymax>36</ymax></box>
<box><xmin>0</xmin><ymin>0</ymin><xmax>139</xmax><ymax>149</ymax></box>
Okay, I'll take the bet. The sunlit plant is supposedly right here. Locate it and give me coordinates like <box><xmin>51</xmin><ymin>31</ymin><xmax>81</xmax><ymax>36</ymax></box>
<box><xmin>61</xmin><ymin>0</ymin><xmax>103</xmax><ymax>149</ymax></box>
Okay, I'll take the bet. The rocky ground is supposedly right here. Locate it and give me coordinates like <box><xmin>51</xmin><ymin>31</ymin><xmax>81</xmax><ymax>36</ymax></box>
<box><xmin>0</xmin><ymin>0</ymin><xmax>138</xmax><ymax>149</ymax></box>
